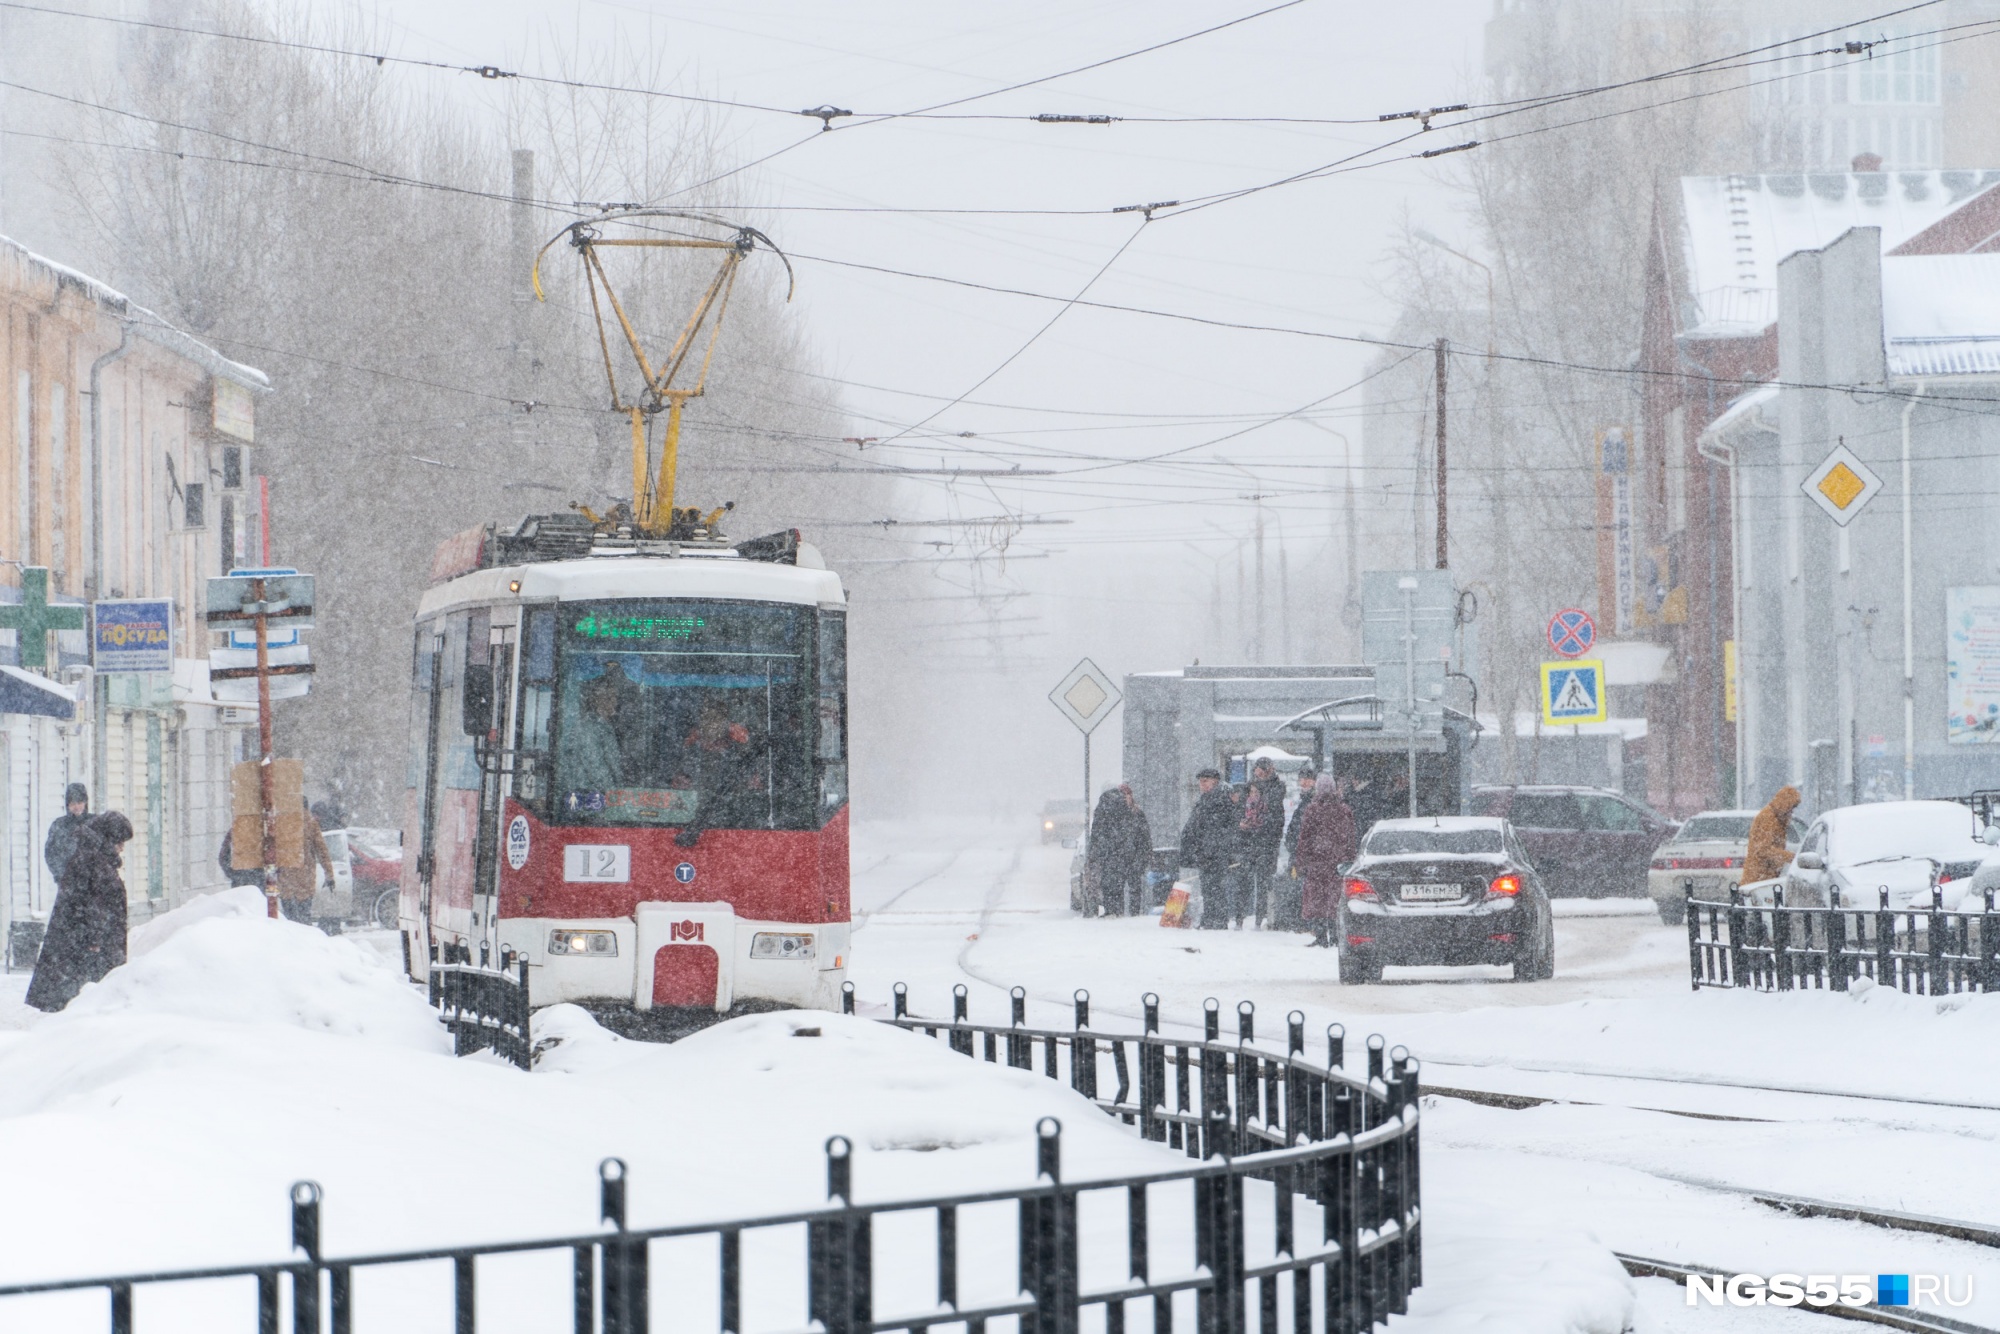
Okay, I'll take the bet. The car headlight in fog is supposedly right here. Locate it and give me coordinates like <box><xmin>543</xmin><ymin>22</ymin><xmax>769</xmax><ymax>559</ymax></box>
<box><xmin>548</xmin><ymin>929</ymin><xmax>618</xmax><ymax>957</ymax></box>
<box><xmin>1044</xmin><ymin>820</ymin><xmax>1055</xmax><ymax>830</ymax></box>
<box><xmin>750</xmin><ymin>932</ymin><xmax>816</xmax><ymax>960</ymax></box>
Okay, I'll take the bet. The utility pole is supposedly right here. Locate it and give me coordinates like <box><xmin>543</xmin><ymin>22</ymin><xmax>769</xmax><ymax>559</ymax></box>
<box><xmin>1254</xmin><ymin>502</ymin><xmax>1266</xmax><ymax>662</ymax></box>
<box><xmin>1401</xmin><ymin>575</ymin><xmax>1419</xmax><ymax>814</ymax></box>
<box><xmin>510</xmin><ymin>150</ymin><xmax>537</xmax><ymax>469</ymax></box>
<box><xmin>1435</xmin><ymin>337</ymin><xmax>1449</xmax><ymax>570</ymax></box>
<box><xmin>1278</xmin><ymin>537</ymin><xmax>1291</xmax><ymax>663</ymax></box>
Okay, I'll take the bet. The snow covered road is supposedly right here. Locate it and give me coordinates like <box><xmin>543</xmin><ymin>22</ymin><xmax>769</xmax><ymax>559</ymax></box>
<box><xmin>850</xmin><ymin>819</ymin><xmax>2000</xmax><ymax>1331</ymax></box>
<box><xmin>1</xmin><ymin>820</ymin><xmax>1996</xmax><ymax>1332</ymax></box>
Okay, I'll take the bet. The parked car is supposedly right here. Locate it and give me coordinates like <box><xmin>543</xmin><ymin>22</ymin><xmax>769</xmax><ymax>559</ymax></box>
<box><xmin>344</xmin><ymin>826</ymin><xmax>404</xmax><ymax>914</ymax></box>
<box><xmin>1040</xmin><ymin>798</ymin><xmax>1086</xmax><ymax>845</ymax></box>
<box><xmin>1470</xmin><ymin>784</ymin><xmax>1675</xmax><ymax>897</ymax></box>
<box><xmin>315</xmin><ymin>827</ymin><xmax>402</xmax><ymax>930</ymax></box>
<box><xmin>1765</xmin><ymin>800</ymin><xmax>1988</xmax><ymax>911</ymax></box>
<box><xmin>1337</xmin><ymin>816</ymin><xmax>1555</xmax><ymax>985</ymax></box>
<box><xmin>1646</xmin><ymin>808</ymin><xmax>1803</xmax><ymax>924</ymax></box>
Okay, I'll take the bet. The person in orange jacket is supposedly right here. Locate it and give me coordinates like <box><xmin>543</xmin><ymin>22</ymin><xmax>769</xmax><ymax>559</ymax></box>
<box><xmin>1742</xmin><ymin>785</ymin><xmax>1802</xmax><ymax>886</ymax></box>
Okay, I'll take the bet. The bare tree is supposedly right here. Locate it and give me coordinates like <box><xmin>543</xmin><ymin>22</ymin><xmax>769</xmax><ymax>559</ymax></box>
<box><xmin>55</xmin><ymin>2</ymin><xmax>945</xmax><ymax>821</ymax></box>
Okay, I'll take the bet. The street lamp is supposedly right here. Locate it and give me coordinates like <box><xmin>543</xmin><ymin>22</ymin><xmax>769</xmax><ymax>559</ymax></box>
<box><xmin>1413</xmin><ymin>228</ymin><xmax>1495</xmax><ymax>357</ymax></box>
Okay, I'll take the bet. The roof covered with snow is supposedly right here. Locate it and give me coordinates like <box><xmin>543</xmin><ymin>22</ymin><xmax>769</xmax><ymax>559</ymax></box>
<box><xmin>419</xmin><ymin>552</ymin><xmax>847</xmax><ymax>616</ymax></box>
<box><xmin>1680</xmin><ymin>171</ymin><xmax>2000</xmax><ymax>338</ymax></box>
<box><xmin>1881</xmin><ymin>255</ymin><xmax>2000</xmax><ymax>377</ymax></box>
<box><xmin>0</xmin><ymin>233</ymin><xmax>269</xmax><ymax>392</ymax></box>
<box><xmin>1698</xmin><ymin>384</ymin><xmax>1780</xmax><ymax>447</ymax></box>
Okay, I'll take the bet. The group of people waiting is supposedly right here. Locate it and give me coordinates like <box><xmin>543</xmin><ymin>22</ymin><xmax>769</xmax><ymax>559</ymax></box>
<box><xmin>1177</xmin><ymin>759</ymin><xmax>1359</xmax><ymax>943</ymax></box>
<box><xmin>1081</xmin><ymin>758</ymin><xmax>1363</xmax><ymax>944</ymax></box>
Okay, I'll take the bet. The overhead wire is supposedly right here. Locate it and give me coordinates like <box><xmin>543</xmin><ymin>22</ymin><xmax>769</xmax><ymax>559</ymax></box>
<box><xmin>876</xmin><ymin>220</ymin><xmax>1151</xmax><ymax>445</ymax></box>
<box><xmin>22</xmin><ymin>3</ymin><xmax>2000</xmax><ymax>498</ymax></box>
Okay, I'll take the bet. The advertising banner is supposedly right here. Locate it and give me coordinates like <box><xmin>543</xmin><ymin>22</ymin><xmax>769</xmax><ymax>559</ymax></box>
<box><xmin>92</xmin><ymin>599</ymin><xmax>173</xmax><ymax>673</ymax></box>
<box><xmin>1947</xmin><ymin>586</ymin><xmax>2000</xmax><ymax>743</ymax></box>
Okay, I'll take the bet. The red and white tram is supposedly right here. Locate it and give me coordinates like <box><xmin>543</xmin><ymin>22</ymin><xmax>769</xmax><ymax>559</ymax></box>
<box><xmin>398</xmin><ymin>520</ymin><xmax>848</xmax><ymax>1012</ymax></box>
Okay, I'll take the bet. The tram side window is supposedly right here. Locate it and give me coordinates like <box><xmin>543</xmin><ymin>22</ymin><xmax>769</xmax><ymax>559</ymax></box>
<box><xmin>434</xmin><ymin>614</ymin><xmax>480</xmax><ymax>793</ymax></box>
<box><xmin>406</xmin><ymin>623</ymin><xmax>438</xmax><ymax>792</ymax></box>
<box><xmin>514</xmin><ymin>609</ymin><xmax>556</xmax><ymax>811</ymax></box>
<box><xmin>817</xmin><ymin>610</ymin><xmax>847</xmax><ymax>818</ymax></box>
<box><xmin>552</xmin><ymin>599</ymin><xmax>814</xmax><ymax>830</ymax></box>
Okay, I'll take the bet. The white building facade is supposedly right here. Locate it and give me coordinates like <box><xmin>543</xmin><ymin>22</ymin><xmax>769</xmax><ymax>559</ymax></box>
<box><xmin>0</xmin><ymin>234</ymin><xmax>270</xmax><ymax>963</ymax></box>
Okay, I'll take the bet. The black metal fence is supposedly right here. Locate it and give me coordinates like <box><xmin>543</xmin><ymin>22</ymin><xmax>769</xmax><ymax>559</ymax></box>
<box><xmin>0</xmin><ymin>985</ymin><xmax>1423</xmax><ymax>1334</ymax></box>
<box><xmin>1686</xmin><ymin>882</ymin><xmax>2000</xmax><ymax>994</ymax></box>
<box><xmin>427</xmin><ymin>941</ymin><xmax>532</xmax><ymax>1068</ymax></box>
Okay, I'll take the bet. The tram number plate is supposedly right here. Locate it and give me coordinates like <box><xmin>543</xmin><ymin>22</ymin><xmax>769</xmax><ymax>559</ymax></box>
<box><xmin>564</xmin><ymin>845</ymin><xmax>631</xmax><ymax>883</ymax></box>
<box><xmin>1399</xmin><ymin>883</ymin><xmax>1461</xmax><ymax>901</ymax></box>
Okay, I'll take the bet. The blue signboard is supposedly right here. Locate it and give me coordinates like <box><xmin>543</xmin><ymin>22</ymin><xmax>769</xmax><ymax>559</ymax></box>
<box><xmin>93</xmin><ymin>599</ymin><xmax>174</xmax><ymax>673</ymax></box>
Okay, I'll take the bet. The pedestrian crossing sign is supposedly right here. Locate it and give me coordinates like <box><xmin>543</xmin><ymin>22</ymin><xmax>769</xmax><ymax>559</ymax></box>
<box><xmin>1540</xmin><ymin>659</ymin><xmax>1607</xmax><ymax>725</ymax></box>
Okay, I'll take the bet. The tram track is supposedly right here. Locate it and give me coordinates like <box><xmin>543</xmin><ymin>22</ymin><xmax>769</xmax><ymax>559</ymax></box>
<box><xmin>851</xmin><ymin>848</ymin><xmax>967</xmax><ymax>928</ymax></box>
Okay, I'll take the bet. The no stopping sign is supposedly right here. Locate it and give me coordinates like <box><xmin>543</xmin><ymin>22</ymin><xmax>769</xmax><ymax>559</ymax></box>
<box><xmin>1547</xmin><ymin>608</ymin><xmax>1596</xmax><ymax>658</ymax></box>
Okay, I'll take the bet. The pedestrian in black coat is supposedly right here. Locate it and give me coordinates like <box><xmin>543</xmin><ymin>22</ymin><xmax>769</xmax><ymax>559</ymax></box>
<box><xmin>1178</xmin><ymin>768</ymin><xmax>1236</xmax><ymax>929</ymax></box>
<box><xmin>1237</xmin><ymin>759</ymin><xmax>1288</xmax><ymax>927</ymax></box>
<box><xmin>42</xmin><ymin>782</ymin><xmax>90</xmax><ymax>885</ymax></box>
<box><xmin>25</xmin><ymin>811</ymin><xmax>135</xmax><ymax>1012</ymax></box>
<box><xmin>1085</xmin><ymin>784</ymin><xmax>1153</xmax><ymax>916</ymax></box>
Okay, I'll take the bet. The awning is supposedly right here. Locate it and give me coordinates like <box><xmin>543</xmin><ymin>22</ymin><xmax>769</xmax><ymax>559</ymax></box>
<box><xmin>0</xmin><ymin>664</ymin><xmax>76</xmax><ymax>719</ymax></box>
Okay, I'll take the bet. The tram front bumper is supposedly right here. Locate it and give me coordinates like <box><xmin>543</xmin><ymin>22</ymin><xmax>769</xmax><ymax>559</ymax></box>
<box><xmin>498</xmin><ymin>911</ymin><xmax>847</xmax><ymax>1013</ymax></box>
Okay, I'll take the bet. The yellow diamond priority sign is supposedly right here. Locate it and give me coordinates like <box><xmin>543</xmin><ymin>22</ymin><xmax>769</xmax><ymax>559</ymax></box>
<box><xmin>1802</xmin><ymin>443</ymin><xmax>1883</xmax><ymax>527</ymax></box>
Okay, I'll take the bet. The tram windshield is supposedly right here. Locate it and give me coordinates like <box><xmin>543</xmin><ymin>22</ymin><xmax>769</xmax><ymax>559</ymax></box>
<box><xmin>548</xmin><ymin>599</ymin><xmax>815</xmax><ymax>831</ymax></box>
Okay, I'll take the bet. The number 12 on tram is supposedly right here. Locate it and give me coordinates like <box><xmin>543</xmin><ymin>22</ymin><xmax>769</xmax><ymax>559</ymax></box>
<box><xmin>398</xmin><ymin>535</ymin><xmax>850</xmax><ymax>1013</ymax></box>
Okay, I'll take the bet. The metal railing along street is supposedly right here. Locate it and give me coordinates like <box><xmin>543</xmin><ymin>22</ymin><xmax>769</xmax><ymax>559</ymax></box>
<box><xmin>427</xmin><ymin>940</ymin><xmax>532</xmax><ymax>1068</ymax></box>
<box><xmin>1686</xmin><ymin>882</ymin><xmax>1999</xmax><ymax>994</ymax></box>
<box><xmin>0</xmin><ymin>984</ymin><xmax>1424</xmax><ymax>1334</ymax></box>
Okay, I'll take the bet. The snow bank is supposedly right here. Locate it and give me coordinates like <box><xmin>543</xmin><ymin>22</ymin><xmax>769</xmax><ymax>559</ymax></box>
<box><xmin>0</xmin><ymin>885</ymin><xmax>1636</xmax><ymax>1333</ymax></box>
<box><xmin>59</xmin><ymin>890</ymin><xmax>444</xmax><ymax>1048</ymax></box>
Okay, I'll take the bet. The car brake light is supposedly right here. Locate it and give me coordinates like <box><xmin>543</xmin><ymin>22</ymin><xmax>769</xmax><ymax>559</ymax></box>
<box><xmin>1346</xmin><ymin>934</ymin><xmax>1374</xmax><ymax>946</ymax></box>
<box><xmin>1487</xmin><ymin>873</ymin><xmax>1522</xmax><ymax>896</ymax></box>
<box><xmin>1343</xmin><ymin>877</ymin><xmax>1377</xmax><ymax>900</ymax></box>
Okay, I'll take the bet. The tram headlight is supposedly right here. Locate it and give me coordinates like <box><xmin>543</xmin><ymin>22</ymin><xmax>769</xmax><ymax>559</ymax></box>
<box><xmin>749</xmin><ymin>932</ymin><xmax>816</xmax><ymax>961</ymax></box>
<box><xmin>548</xmin><ymin>929</ymin><xmax>619</xmax><ymax>957</ymax></box>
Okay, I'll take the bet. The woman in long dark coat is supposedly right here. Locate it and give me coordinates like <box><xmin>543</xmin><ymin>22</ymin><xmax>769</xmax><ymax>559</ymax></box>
<box><xmin>25</xmin><ymin>810</ymin><xmax>135</xmax><ymax>1012</ymax></box>
<box><xmin>1294</xmin><ymin>782</ymin><xmax>1358</xmax><ymax>948</ymax></box>
<box><xmin>1084</xmin><ymin>785</ymin><xmax>1153</xmax><ymax>916</ymax></box>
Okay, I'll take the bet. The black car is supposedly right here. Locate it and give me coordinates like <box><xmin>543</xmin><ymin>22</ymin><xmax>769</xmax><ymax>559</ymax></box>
<box><xmin>1470</xmin><ymin>784</ymin><xmax>1676</xmax><ymax>897</ymax></box>
<box><xmin>1338</xmin><ymin>816</ymin><xmax>1555</xmax><ymax>985</ymax></box>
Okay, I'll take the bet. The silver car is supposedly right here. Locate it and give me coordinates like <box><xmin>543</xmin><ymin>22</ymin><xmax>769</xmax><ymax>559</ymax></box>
<box><xmin>1646</xmin><ymin>809</ymin><xmax>1800</xmax><ymax>924</ymax></box>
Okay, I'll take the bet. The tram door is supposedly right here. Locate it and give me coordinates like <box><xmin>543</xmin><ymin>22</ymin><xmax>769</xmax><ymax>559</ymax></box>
<box><xmin>469</xmin><ymin>620</ymin><xmax>516</xmax><ymax>955</ymax></box>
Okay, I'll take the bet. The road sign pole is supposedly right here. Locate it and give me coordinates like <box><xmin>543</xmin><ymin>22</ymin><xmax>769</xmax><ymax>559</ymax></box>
<box><xmin>254</xmin><ymin>578</ymin><xmax>277</xmax><ymax>920</ymax></box>
<box><xmin>1082</xmin><ymin>731</ymin><xmax>1091</xmax><ymax>867</ymax></box>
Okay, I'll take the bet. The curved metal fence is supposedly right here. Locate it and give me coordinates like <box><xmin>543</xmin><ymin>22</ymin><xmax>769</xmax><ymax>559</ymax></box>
<box><xmin>0</xmin><ymin>985</ymin><xmax>1423</xmax><ymax>1334</ymax></box>
<box><xmin>1687</xmin><ymin>882</ymin><xmax>1999</xmax><ymax>994</ymax></box>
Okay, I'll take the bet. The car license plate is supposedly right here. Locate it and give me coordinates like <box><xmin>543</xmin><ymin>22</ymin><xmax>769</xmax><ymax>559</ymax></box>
<box><xmin>1401</xmin><ymin>883</ymin><xmax>1460</xmax><ymax>901</ymax></box>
